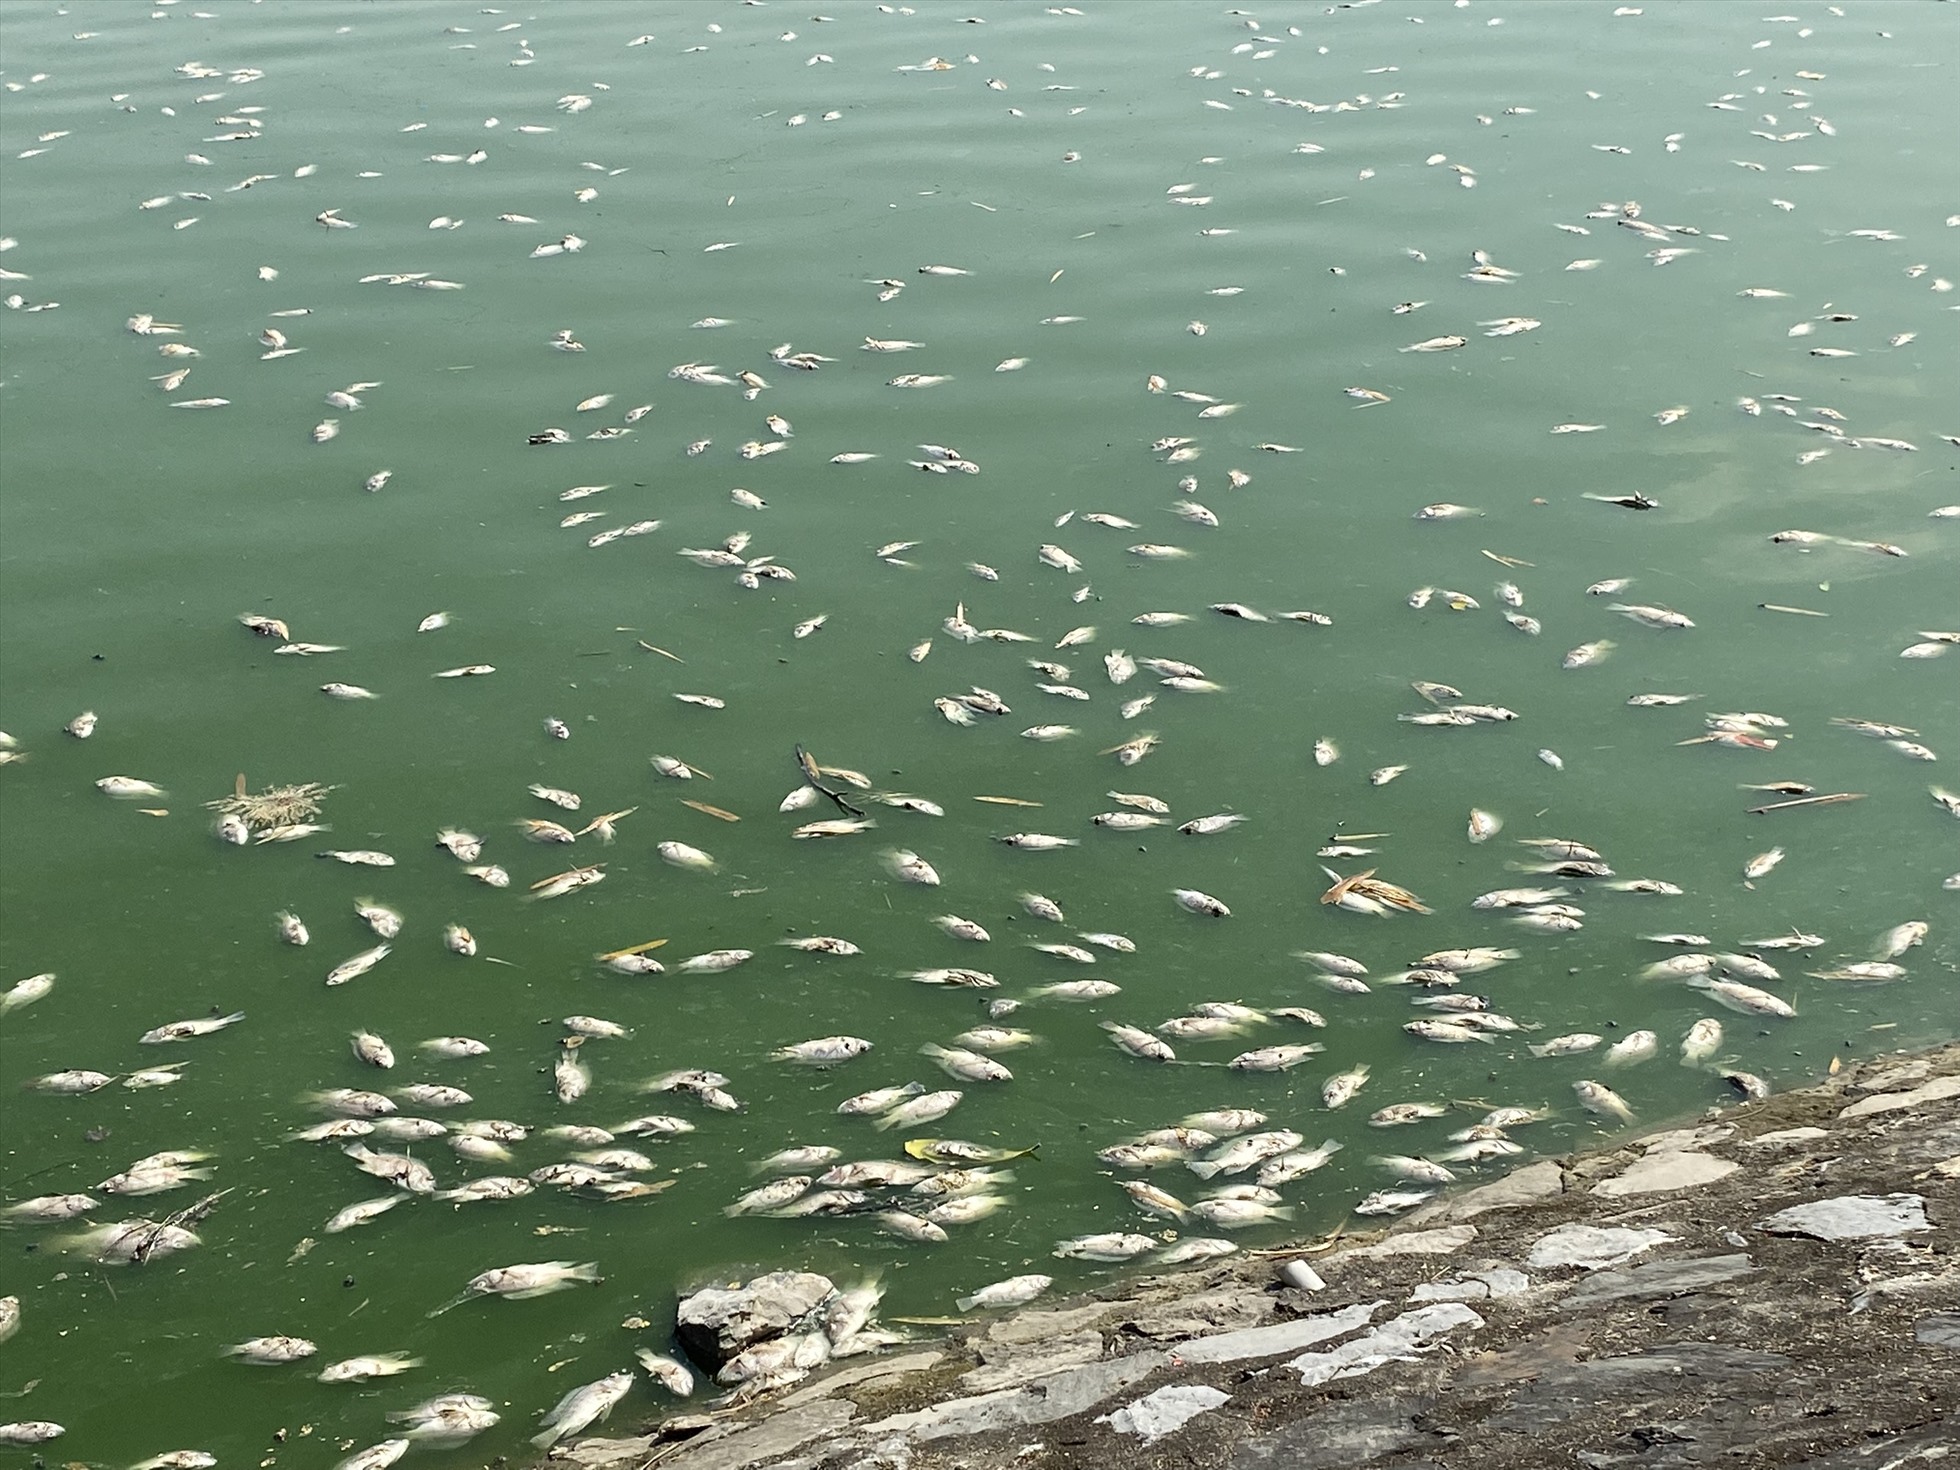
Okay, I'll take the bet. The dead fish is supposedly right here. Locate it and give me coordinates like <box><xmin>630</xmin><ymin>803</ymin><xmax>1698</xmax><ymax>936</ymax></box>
<box><xmin>1744</xmin><ymin>847</ymin><xmax>1785</xmax><ymax>881</ymax></box>
<box><xmin>1807</xmin><ymin>962</ymin><xmax>1907</xmax><ymax>984</ymax></box>
<box><xmin>327</xmin><ymin>945</ymin><xmax>391</xmax><ymax>987</ymax></box>
<box><xmin>1573</xmin><ymin>1079</ymin><xmax>1635</xmax><ymax>1122</ymax></box>
<box><xmin>1872</xmin><ymin>921</ymin><xmax>1928</xmax><ymax>960</ymax></box>
<box><xmin>1687</xmin><ymin>976</ymin><xmax>1797</xmax><ymax>1018</ymax></box>
<box><xmin>97</xmin><ymin>776</ymin><xmax>166</xmax><ymax>798</ymax></box>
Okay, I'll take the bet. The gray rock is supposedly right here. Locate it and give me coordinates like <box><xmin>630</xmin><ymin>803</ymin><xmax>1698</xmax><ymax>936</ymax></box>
<box><xmin>1409</xmin><ymin>1267</ymin><xmax>1531</xmax><ymax>1303</ymax></box>
<box><xmin>1635</xmin><ymin>1128</ymin><xmax>1740</xmax><ymax>1162</ymax></box>
<box><xmin>1592</xmin><ymin>1150</ymin><xmax>1740</xmax><ymax>1198</ymax></box>
<box><xmin>555</xmin><ymin>1436</ymin><xmax>660</xmax><ymax>1468</ymax></box>
<box><xmin>1338</xmin><ymin>1225</ymin><xmax>1478</xmax><ymax>1258</ymax></box>
<box><xmin>862</xmin><ymin>1350</ymin><xmax>1169</xmax><ymax>1441</ymax></box>
<box><xmin>1424</xmin><ymin>1159</ymin><xmax>1563</xmax><ymax>1221</ymax></box>
<box><xmin>1285</xmin><ymin>1302</ymin><xmax>1485</xmax><ymax>1387</ymax></box>
<box><xmin>1785</xmin><ymin>1427</ymin><xmax>1960</xmax><ymax>1470</ymax></box>
<box><xmin>1745</xmin><ymin>1126</ymin><xmax>1830</xmax><ymax>1147</ymax></box>
<box><xmin>655</xmin><ymin>1401</ymin><xmax>855</xmax><ymax>1470</ymax></box>
<box><xmin>776</xmin><ymin>1351</ymin><xmax>946</xmax><ymax>1410</ymax></box>
<box><xmin>1483</xmin><ymin>1343</ymin><xmax>1793</xmax><ymax>1433</ymax></box>
<box><xmin>1174</xmin><ymin>1299</ymin><xmax>1383</xmax><ymax>1365</ymax></box>
<box><xmin>1097</xmin><ymin>1384</ymin><xmax>1232</xmax><ymax>1444</ymax></box>
<box><xmin>1119</xmin><ymin>1286</ymin><xmax>1273</xmax><ymax>1340</ymax></box>
<box><xmin>675</xmin><ymin>1272</ymin><xmax>836</xmax><ymax>1371</ymax></box>
<box><xmin>1838</xmin><ymin>1074</ymin><xmax>1960</xmax><ymax>1120</ymax></box>
<box><xmin>1527</xmin><ymin>1223</ymin><xmax>1676</xmax><ymax>1270</ymax></box>
<box><xmin>1915</xmin><ymin>1313</ymin><xmax>1960</xmax><ymax>1349</ymax></box>
<box><xmin>1757</xmin><ymin>1193</ymin><xmax>1932</xmax><ymax>1242</ymax></box>
<box><xmin>1858</xmin><ymin>1058</ymin><xmax>1935</xmax><ymax>1092</ymax></box>
<box><xmin>959</xmin><ymin>1328</ymin><xmax>1103</xmax><ymax>1392</ymax></box>
<box><xmin>986</xmin><ymin>1302</ymin><xmax>1109</xmax><ymax>1344</ymax></box>
<box><xmin>1557</xmin><ymin>1254</ymin><xmax>1760</xmax><ymax>1311</ymax></box>
<box><xmin>1229</xmin><ymin>1397</ymin><xmax>1443</xmax><ymax>1470</ymax></box>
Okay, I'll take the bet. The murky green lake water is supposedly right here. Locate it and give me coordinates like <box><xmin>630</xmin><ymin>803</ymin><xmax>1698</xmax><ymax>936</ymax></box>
<box><xmin>1</xmin><ymin>0</ymin><xmax>1954</xmax><ymax>1462</ymax></box>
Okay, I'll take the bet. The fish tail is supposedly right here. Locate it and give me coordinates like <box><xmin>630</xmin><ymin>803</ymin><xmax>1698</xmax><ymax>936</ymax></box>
<box><xmin>1186</xmin><ymin>1160</ymin><xmax>1222</xmax><ymax>1181</ymax></box>
<box><xmin>955</xmin><ymin>1293</ymin><xmax>981</xmax><ymax>1312</ymax></box>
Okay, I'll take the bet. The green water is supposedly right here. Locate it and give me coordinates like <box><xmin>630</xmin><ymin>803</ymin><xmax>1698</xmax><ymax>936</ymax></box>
<box><xmin>2</xmin><ymin>0</ymin><xmax>1955</xmax><ymax>1461</ymax></box>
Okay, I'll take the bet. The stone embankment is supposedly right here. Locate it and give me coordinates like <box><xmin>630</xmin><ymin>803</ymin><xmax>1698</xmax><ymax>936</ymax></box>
<box><xmin>553</xmin><ymin>1043</ymin><xmax>1959</xmax><ymax>1470</ymax></box>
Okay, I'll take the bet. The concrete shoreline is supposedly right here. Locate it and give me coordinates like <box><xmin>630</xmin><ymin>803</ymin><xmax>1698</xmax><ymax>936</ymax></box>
<box><xmin>550</xmin><ymin>1042</ymin><xmax>1959</xmax><ymax>1470</ymax></box>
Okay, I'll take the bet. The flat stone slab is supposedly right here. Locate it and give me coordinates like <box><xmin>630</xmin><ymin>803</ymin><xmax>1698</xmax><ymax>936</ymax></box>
<box><xmin>1409</xmin><ymin>1267</ymin><xmax>1531</xmax><ymax>1303</ymax></box>
<box><xmin>1839</xmin><ymin>1074</ymin><xmax>1960</xmax><ymax>1120</ymax></box>
<box><xmin>959</xmin><ymin>1328</ymin><xmax>1103</xmax><ymax>1393</ymax></box>
<box><xmin>1746</xmin><ymin>1126</ymin><xmax>1831</xmax><ymax>1147</ymax></box>
<box><xmin>1285</xmin><ymin>1302</ymin><xmax>1484</xmax><ymax>1387</ymax></box>
<box><xmin>1859</xmin><ymin>1058</ymin><xmax>1936</xmax><ymax>1092</ymax></box>
<box><xmin>985</xmin><ymin>1303</ymin><xmax>1110</xmax><ymax>1345</ymax></box>
<box><xmin>1097</xmin><ymin>1384</ymin><xmax>1232</xmax><ymax>1444</ymax></box>
<box><xmin>1593</xmin><ymin>1150</ymin><xmax>1741</xmax><ymax>1198</ymax></box>
<box><xmin>1481</xmin><ymin>1343</ymin><xmax>1793</xmax><ymax>1433</ymax></box>
<box><xmin>1118</xmin><ymin>1286</ymin><xmax>1273</xmax><ymax>1340</ymax></box>
<box><xmin>1527</xmin><ymin>1223</ymin><xmax>1676</xmax><ymax>1270</ymax></box>
<box><xmin>1557</xmin><ymin>1253</ymin><xmax>1760</xmax><ymax>1311</ymax></box>
<box><xmin>1338</xmin><ymin>1225</ymin><xmax>1478</xmax><ymax>1258</ymax></box>
<box><xmin>1914</xmin><ymin>1313</ymin><xmax>1960</xmax><ymax>1349</ymax></box>
<box><xmin>1636</xmin><ymin>1124</ymin><xmax>1736</xmax><ymax>1154</ymax></box>
<box><xmin>656</xmin><ymin>1400</ymin><xmax>855</xmax><ymax>1470</ymax></box>
<box><xmin>1174</xmin><ymin>1299</ymin><xmax>1382</xmax><ymax>1365</ymax></box>
<box><xmin>863</xmin><ymin>1350</ymin><xmax>1169</xmax><ymax>1441</ymax></box>
<box><xmin>555</xmin><ymin>1436</ymin><xmax>658</xmax><ymax>1468</ymax></box>
<box><xmin>1757</xmin><ymin>1193</ymin><xmax>1932</xmax><ymax>1242</ymax></box>
<box><xmin>1787</xmin><ymin>1429</ymin><xmax>1960</xmax><ymax>1470</ymax></box>
<box><xmin>1429</xmin><ymin>1159</ymin><xmax>1563</xmax><ymax>1220</ymax></box>
<box><xmin>1227</xmin><ymin>1397</ymin><xmax>1442</xmax><ymax>1470</ymax></box>
<box><xmin>776</xmin><ymin>1350</ymin><xmax>945</xmax><ymax>1410</ymax></box>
